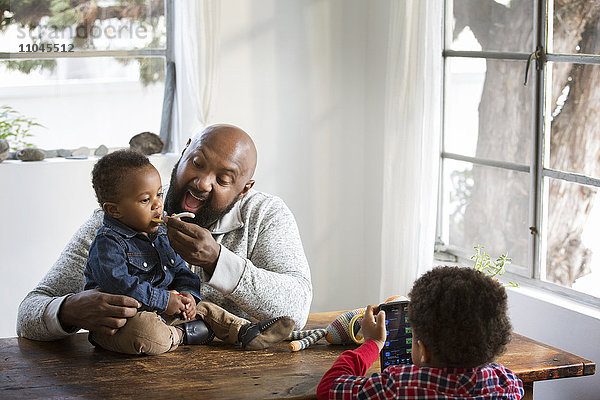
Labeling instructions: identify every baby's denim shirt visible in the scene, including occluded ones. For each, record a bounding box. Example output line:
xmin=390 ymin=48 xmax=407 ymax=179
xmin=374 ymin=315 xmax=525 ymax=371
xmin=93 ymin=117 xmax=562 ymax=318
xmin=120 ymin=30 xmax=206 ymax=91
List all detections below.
xmin=85 ymin=213 xmax=202 ymax=313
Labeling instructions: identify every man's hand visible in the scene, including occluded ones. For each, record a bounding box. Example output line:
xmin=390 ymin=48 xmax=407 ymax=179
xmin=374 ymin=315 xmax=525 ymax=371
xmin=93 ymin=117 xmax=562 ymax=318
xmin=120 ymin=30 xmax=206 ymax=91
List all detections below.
xmin=165 ymin=216 xmax=221 ymax=275
xmin=59 ymin=289 xmax=141 ymax=336
xmin=361 ymin=304 xmax=386 ymax=351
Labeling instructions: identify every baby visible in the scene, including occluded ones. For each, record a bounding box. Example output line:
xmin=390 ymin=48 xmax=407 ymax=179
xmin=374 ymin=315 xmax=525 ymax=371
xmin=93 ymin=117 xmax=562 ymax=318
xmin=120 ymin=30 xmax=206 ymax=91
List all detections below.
xmin=85 ymin=149 xmax=294 ymax=355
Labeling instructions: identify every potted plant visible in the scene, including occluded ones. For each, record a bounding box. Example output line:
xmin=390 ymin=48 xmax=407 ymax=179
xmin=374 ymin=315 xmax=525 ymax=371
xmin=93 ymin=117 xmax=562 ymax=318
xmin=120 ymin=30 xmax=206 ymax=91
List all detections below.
xmin=472 ymin=245 xmax=518 ymax=287
xmin=0 ymin=105 xmax=44 ymax=162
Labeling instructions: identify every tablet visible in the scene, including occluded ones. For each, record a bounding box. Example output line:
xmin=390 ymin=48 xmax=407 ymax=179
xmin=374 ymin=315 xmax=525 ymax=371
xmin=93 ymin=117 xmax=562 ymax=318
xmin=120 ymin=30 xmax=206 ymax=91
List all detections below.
xmin=379 ymin=300 xmax=412 ymax=370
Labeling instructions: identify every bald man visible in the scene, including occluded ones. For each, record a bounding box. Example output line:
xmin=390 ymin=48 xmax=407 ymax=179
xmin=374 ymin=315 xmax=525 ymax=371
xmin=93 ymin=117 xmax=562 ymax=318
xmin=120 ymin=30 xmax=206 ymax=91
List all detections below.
xmin=17 ymin=124 xmax=312 ymax=347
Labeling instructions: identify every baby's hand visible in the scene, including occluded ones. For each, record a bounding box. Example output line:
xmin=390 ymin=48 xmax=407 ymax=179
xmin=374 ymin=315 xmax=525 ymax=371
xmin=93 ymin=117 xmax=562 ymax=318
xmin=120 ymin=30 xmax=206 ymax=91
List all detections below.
xmin=179 ymin=292 xmax=197 ymax=321
xmin=165 ymin=290 xmax=186 ymax=316
xmin=361 ymin=305 xmax=386 ymax=351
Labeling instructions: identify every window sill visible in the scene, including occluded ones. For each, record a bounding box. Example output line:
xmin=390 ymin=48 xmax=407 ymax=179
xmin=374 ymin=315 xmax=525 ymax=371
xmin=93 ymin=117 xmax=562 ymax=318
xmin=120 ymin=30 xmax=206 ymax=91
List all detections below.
xmin=434 ymin=249 xmax=600 ymax=319
xmin=505 ymin=281 xmax=600 ymax=321
xmin=1 ymin=152 xmax=179 ymax=165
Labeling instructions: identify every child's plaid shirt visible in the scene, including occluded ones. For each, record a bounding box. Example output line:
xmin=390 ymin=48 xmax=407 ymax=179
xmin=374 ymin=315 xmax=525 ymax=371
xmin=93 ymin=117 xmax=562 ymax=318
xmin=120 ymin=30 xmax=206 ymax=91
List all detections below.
xmin=317 ymin=340 xmax=524 ymax=400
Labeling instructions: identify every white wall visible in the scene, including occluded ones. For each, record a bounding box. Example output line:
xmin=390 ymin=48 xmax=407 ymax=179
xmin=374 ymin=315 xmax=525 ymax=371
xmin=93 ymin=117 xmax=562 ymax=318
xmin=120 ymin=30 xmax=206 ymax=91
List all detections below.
xmin=208 ymin=0 xmax=388 ymax=314
xmin=507 ymin=288 xmax=600 ymax=400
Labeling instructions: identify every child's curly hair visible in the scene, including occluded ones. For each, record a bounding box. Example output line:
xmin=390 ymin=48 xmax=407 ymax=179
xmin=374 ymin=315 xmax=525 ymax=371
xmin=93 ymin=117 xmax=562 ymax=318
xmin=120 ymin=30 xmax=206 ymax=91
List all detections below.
xmin=92 ymin=149 xmax=151 ymax=207
xmin=407 ymin=266 xmax=511 ymax=368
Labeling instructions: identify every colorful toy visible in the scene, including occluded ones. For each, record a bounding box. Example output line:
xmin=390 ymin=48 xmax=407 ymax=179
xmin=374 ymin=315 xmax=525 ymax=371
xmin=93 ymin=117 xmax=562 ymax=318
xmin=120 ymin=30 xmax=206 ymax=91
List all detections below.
xmin=288 ymin=296 xmax=407 ymax=352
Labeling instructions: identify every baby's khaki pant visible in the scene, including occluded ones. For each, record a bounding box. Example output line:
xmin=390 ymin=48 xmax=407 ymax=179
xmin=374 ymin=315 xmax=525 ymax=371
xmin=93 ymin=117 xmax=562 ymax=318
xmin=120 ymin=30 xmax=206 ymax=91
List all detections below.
xmin=90 ymin=311 xmax=180 ymax=355
xmin=90 ymin=301 xmax=251 ymax=355
xmin=196 ymin=301 xmax=250 ymax=344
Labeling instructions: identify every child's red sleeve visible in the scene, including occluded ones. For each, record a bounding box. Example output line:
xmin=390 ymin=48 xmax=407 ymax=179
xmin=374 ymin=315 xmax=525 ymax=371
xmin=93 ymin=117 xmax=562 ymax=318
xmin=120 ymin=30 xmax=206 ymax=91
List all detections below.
xmin=316 ymin=340 xmax=380 ymax=400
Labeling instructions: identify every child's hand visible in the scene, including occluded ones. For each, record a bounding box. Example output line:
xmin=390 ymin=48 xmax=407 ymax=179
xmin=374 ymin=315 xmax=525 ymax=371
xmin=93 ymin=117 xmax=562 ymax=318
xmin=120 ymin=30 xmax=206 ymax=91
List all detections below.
xmin=179 ymin=292 xmax=197 ymax=321
xmin=165 ymin=290 xmax=186 ymax=316
xmin=361 ymin=304 xmax=386 ymax=351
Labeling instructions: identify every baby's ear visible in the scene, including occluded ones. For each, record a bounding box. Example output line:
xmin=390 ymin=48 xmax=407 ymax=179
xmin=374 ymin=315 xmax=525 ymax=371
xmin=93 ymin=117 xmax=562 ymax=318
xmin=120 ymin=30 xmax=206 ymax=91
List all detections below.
xmin=103 ymin=202 xmax=121 ymax=218
xmin=417 ymin=339 xmax=433 ymax=365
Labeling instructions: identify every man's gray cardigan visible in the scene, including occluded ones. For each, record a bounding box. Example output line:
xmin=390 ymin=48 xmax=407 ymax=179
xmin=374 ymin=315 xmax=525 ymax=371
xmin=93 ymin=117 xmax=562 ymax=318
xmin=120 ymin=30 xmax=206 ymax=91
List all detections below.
xmin=17 ymin=189 xmax=312 ymax=340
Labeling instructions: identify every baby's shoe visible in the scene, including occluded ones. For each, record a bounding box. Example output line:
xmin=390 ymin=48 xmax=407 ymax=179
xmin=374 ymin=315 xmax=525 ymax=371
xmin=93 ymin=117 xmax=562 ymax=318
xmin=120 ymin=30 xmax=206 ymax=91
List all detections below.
xmin=180 ymin=317 xmax=215 ymax=345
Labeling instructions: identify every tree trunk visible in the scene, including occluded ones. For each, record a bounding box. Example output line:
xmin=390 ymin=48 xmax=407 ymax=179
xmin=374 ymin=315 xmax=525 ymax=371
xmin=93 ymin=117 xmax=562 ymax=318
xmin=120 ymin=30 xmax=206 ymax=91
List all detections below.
xmin=454 ymin=0 xmax=600 ymax=286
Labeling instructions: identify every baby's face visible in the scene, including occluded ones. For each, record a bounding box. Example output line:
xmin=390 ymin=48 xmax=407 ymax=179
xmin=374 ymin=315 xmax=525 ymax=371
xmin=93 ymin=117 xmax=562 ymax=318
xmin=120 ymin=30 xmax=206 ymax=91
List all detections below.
xmin=116 ymin=165 xmax=164 ymax=235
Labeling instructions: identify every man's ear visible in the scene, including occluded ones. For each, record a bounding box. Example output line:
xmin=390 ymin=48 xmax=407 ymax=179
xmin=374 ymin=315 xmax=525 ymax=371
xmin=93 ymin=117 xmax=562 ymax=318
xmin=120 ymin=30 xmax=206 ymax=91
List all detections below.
xmin=103 ymin=202 xmax=121 ymax=218
xmin=240 ymin=180 xmax=255 ymax=197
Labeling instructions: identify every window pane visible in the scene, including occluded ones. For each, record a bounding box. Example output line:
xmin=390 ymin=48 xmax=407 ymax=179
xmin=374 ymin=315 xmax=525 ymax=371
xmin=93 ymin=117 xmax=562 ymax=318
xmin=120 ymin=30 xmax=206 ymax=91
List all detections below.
xmin=1 ymin=57 xmax=165 ymax=149
xmin=446 ymin=0 xmax=533 ymax=53
xmin=549 ymin=2 xmax=600 ymax=55
xmin=547 ymin=62 xmax=600 ymax=179
xmin=545 ymin=178 xmax=600 ymax=297
xmin=444 ymin=58 xmax=532 ymax=165
xmin=1 ymin=0 xmax=165 ymax=52
xmin=443 ymin=158 xmax=530 ymax=267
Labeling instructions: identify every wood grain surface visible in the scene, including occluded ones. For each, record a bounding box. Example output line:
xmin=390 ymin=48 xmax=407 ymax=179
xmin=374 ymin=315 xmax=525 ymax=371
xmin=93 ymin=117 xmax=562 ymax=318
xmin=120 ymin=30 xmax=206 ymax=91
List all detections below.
xmin=0 ymin=311 xmax=594 ymax=399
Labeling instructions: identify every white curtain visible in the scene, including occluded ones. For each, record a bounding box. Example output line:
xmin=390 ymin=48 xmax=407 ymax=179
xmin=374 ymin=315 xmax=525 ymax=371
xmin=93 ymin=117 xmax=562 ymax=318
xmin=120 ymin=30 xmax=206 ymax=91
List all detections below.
xmin=379 ymin=0 xmax=443 ymax=299
xmin=172 ymin=0 xmax=221 ymax=151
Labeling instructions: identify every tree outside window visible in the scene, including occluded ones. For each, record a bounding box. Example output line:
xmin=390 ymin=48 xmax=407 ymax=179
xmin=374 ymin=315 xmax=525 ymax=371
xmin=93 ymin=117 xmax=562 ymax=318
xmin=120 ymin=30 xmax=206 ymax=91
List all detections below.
xmin=441 ymin=0 xmax=600 ymax=302
xmin=0 ymin=0 xmax=168 ymax=151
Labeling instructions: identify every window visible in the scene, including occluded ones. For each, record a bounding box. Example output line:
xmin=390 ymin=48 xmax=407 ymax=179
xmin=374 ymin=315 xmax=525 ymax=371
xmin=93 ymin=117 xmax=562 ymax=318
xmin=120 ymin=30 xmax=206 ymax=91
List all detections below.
xmin=0 ymin=0 xmax=174 ymax=151
xmin=439 ymin=0 xmax=600 ymax=305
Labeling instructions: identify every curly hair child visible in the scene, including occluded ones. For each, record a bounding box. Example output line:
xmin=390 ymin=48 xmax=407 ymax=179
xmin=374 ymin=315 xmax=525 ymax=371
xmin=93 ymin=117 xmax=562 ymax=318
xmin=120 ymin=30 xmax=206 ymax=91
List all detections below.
xmin=317 ymin=266 xmax=524 ymax=400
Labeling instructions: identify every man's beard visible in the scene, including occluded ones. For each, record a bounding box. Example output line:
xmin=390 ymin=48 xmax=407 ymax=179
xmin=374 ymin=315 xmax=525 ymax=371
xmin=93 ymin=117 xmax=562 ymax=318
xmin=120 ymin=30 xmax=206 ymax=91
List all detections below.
xmin=164 ymin=161 xmax=242 ymax=228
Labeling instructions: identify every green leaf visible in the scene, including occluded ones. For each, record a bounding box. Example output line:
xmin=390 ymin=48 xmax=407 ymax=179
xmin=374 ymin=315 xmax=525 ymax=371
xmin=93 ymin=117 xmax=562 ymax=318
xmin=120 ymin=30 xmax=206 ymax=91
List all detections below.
xmin=0 ymin=105 xmax=45 ymax=150
xmin=471 ymin=245 xmax=517 ymax=288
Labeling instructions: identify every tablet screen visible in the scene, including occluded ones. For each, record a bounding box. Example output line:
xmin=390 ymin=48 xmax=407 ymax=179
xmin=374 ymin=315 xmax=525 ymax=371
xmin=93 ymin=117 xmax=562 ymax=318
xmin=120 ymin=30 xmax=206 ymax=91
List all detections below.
xmin=379 ymin=300 xmax=412 ymax=370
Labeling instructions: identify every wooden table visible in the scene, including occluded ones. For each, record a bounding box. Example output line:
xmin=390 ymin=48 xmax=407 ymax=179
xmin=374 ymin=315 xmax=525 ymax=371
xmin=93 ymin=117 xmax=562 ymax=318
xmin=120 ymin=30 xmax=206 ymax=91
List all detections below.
xmin=0 ymin=311 xmax=595 ymax=399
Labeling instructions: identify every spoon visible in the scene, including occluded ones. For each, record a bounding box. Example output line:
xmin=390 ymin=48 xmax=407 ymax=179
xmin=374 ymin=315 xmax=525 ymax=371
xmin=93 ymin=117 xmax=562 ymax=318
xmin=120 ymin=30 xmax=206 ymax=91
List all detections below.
xmin=152 ymin=212 xmax=195 ymax=224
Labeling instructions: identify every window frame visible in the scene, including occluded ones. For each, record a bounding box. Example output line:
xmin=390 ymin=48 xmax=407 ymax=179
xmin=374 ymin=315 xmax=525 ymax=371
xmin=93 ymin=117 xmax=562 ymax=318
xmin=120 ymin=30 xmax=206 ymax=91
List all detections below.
xmin=438 ymin=0 xmax=600 ymax=307
xmin=0 ymin=0 xmax=176 ymax=151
